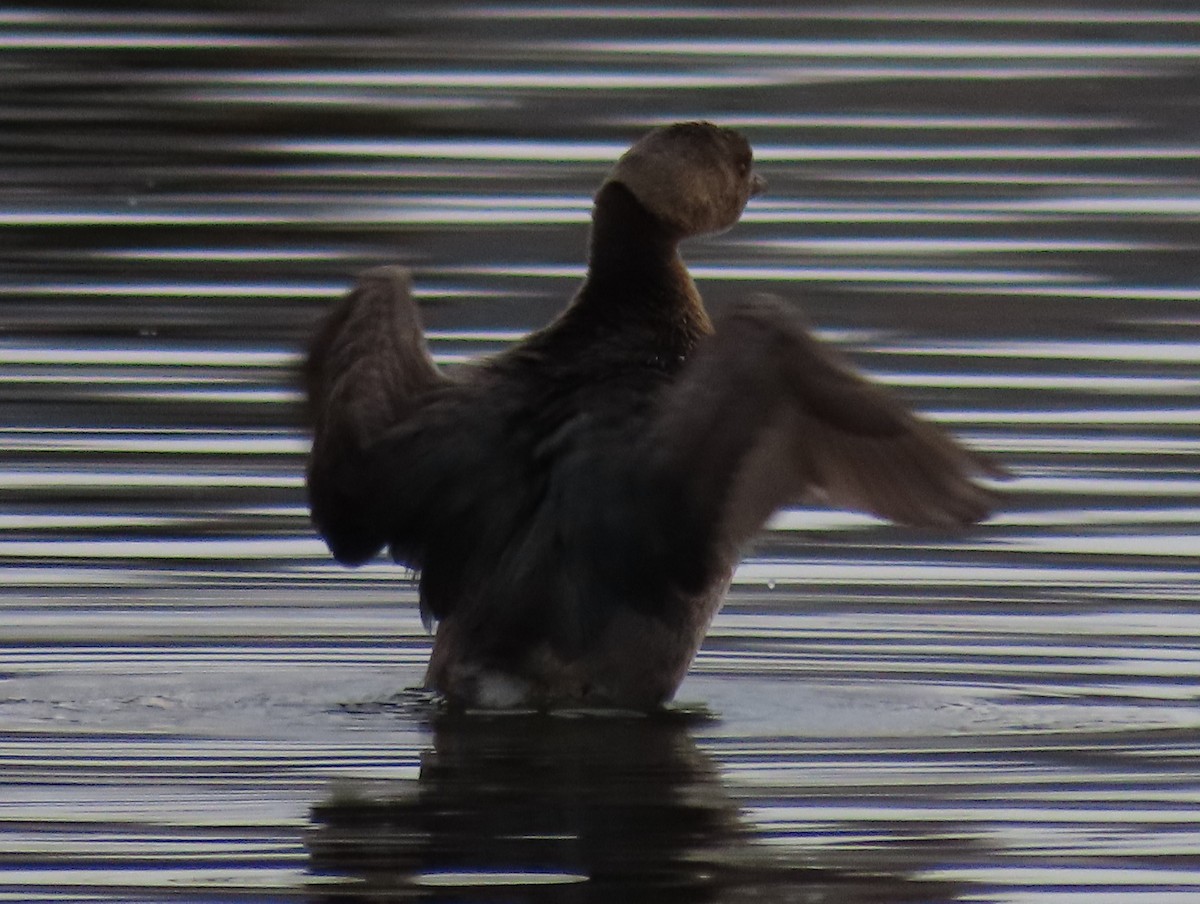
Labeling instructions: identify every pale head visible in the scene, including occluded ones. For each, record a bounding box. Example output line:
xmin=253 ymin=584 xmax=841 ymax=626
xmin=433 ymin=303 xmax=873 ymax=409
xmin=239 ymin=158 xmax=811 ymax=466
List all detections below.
xmin=603 ymin=121 xmax=765 ymax=238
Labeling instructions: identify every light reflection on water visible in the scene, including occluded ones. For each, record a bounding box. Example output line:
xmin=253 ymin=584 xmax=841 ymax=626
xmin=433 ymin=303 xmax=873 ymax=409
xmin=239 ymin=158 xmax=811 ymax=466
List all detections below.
xmin=2 ymin=2 xmax=1200 ymax=902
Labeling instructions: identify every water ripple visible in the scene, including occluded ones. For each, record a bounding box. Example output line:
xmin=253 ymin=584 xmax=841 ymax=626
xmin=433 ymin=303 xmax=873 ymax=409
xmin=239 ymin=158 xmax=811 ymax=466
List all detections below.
xmin=3 ymin=3 xmax=1200 ymax=902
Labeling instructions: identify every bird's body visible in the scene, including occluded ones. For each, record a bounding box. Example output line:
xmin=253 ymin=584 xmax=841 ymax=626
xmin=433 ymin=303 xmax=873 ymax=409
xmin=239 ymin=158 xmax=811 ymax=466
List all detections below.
xmin=305 ymin=123 xmax=1001 ymax=710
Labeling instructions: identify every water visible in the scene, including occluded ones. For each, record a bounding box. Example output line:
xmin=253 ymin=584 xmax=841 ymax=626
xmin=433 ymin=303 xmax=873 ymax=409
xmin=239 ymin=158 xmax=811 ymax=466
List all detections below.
xmin=3 ymin=3 xmax=1200 ymax=901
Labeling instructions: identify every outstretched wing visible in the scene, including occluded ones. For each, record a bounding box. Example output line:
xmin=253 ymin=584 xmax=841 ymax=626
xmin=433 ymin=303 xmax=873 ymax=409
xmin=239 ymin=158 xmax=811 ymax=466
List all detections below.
xmin=305 ymin=266 xmax=451 ymax=565
xmin=646 ymin=294 xmax=1003 ymax=586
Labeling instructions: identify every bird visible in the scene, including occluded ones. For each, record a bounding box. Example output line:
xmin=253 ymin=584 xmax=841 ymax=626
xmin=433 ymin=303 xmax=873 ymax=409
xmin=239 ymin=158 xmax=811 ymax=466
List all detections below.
xmin=304 ymin=121 xmax=1002 ymax=711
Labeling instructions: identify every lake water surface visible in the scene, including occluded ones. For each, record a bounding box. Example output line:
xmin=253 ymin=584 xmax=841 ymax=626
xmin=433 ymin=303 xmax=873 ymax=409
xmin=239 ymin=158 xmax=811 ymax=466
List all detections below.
xmin=3 ymin=4 xmax=1200 ymax=902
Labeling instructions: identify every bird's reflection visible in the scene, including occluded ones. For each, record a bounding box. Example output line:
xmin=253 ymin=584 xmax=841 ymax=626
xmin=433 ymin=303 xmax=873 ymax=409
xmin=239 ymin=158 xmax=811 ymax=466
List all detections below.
xmin=305 ymin=708 xmax=964 ymax=902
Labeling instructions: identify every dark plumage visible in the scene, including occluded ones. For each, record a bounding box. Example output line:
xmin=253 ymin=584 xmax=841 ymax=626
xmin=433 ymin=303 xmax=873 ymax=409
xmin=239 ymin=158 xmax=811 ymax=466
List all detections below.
xmin=305 ymin=122 xmax=1002 ymax=710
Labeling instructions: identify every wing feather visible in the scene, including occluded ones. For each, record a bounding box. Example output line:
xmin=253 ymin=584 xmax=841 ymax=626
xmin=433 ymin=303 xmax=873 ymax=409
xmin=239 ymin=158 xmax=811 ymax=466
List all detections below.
xmin=650 ymin=294 xmax=1003 ymax=574
xmin=305 ymin=266 xmax=450 ymax=564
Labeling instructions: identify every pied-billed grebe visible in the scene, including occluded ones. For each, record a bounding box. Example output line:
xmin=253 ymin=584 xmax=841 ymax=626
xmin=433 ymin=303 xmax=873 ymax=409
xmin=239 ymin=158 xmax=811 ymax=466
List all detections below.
xmin=305 ymin=122 xmax=1002 ymax=710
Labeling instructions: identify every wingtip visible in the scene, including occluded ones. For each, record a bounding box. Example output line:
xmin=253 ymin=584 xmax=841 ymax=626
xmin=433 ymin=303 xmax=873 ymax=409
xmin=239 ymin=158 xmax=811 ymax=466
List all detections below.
xmin=356 ymin=264 xmax=414 ymax=291
xmin=981 ymin=458 xmax=1015 ymax=481
xmin=962 ymin=447 xmax=1014 ymax=487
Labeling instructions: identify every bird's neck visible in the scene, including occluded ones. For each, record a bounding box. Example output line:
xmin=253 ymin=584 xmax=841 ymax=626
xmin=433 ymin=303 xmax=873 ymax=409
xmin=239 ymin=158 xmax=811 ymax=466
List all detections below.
xmin=578 ymin=182 xmax=709 ymax=331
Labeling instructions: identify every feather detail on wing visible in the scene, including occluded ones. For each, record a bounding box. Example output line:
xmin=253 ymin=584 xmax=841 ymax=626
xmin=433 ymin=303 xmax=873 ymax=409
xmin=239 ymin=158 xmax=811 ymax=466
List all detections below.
xmin=650 ymin=293 xmax=1005 ymax=572
xmin=305 ymin=266 xmax=449 ymax=564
